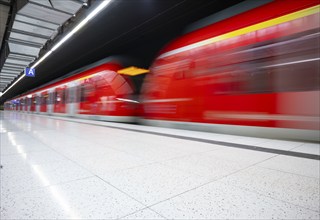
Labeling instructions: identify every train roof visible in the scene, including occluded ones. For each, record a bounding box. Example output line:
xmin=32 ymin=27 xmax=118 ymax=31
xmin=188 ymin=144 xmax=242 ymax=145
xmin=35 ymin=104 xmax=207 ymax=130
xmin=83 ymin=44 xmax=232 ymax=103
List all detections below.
xmin=158 ymin=0 xmax=319 ymax=56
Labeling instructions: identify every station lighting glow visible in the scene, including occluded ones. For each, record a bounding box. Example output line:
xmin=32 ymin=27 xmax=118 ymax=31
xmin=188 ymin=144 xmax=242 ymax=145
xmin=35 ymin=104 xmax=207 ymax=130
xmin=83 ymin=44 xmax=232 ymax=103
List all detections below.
xmin=116 ymin=98 xmax=139 ymax=103
xmin=0 ymin=0 xmax=112 ymax=97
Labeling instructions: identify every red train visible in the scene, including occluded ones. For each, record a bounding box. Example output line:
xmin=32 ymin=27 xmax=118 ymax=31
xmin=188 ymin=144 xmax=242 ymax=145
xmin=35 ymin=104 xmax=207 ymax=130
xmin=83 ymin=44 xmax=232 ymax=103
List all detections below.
xmin=5 ymin=60 xmax=140 ymax=122
xmin=5 ymin=0 xmax=320 ymax=141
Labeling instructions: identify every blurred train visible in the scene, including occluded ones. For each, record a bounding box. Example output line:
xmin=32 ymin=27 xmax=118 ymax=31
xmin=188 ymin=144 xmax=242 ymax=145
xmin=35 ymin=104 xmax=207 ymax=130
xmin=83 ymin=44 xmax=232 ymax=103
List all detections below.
xmin=4 ymin=0 xmax=320 ymax=141
xmin=4 ymin=59 xmax=143 ymax=122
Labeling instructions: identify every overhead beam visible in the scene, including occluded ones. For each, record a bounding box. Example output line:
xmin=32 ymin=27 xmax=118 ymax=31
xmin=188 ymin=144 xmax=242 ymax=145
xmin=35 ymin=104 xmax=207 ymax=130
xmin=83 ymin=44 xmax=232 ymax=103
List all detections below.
xmin=0 ymin=0 xmax=11 ymax=6
xmin=2 ymin=67 xmax=24 ymax=72
xmin=0 ymin=75 xmax=13 ymax=79
xmin=13 ymin=19 xmax=56 ymax=31
xmin=0 ymin=73 xmax=20 ymax=76
xmin=17 ymin=13 xmax=61 ymax=25
xmin=28 ymin=1 xmax=74 ymax=16
xmin=0 ymin=81 xmax=12 ymax=84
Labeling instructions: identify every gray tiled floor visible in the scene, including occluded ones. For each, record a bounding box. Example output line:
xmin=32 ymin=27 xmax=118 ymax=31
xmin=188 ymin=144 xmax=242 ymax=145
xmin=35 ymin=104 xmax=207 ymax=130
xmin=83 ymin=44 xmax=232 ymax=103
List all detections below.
xmin=1 ymin=111 xmax=319 ymax=219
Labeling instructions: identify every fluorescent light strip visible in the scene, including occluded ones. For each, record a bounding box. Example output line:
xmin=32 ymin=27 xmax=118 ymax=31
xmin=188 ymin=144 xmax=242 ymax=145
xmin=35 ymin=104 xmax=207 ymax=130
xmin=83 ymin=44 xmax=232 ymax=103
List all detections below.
xmin=31 ymin=50 xmax=53 ymax=68
xmin=50 ymin=0 xmax=112 ymax=52
xmin=1 ymin=0 xmax=112 ymax=97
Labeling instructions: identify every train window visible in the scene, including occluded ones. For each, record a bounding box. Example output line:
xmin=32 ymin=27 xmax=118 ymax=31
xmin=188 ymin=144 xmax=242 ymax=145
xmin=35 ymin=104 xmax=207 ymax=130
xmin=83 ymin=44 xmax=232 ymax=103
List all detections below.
xmin=40 ymin=95 xmax=45 ymax=105
xmin=273 ymin=57 xmax=319 ymax=92
xmin=95 ymin=75 xmax=107 ymax=88
xmin=26 ymin=98 xmax=31 ymax=106
xmin=53 ymin=92 xmax=58 ymax=104
xmin=231 ymin=39 xmax=274 ymax=94
xmin=111 ymin=74 xmax=125 ymax=91
xmin=61 ymin=90 xmax=66 ymax=104
xmin=255 ymin=30 xmax=319 ymax=92
xmin=53 ymin=89 xmax=65 ymax=104
xmin=80 ymin=84 xmax=86 ymax=102
xmin=46 ymin=94 xmax=49 ymax=105
xmin=45 ymin=94 xmax=49 ymax=105
xmin=33 ymin=96 xmax=37 ymax=105
xmin=79 ymin=83 xmax=94 ymax=102
xmin=245 ymin=68 xmax=273 ymax=93
xmin=56 ymin=92 xmax=61 ymax=104
xmin=56 ymin=92 xmax=60 ymax=104
xmin=195 ymin=29 xmax=319 ymax=94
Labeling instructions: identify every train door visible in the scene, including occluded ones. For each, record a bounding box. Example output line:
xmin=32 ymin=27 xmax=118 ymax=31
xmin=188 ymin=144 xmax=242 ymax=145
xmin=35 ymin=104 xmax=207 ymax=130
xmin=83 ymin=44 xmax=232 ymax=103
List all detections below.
xmin=16 ymin=99 xmax=20 ymax=111
xmin=53 ymin=86 xmax=67 ymax=113
xmin=35 ymin=94 xmax=41 ymax=113
xmin=18 ymin=99 xmax=22 ymax=111
xmin=25 ymin=97 xmax=29 ymax=112
xmin=23 ymin=98 xmax=27 ymax=112
xmin=66 ymin=82 xmax=78 ymax=116
xmin=23 ymin=98 xmax=27 ymax=111
xmin=30 ymin=95 xmax=36 ymax=112
xmin=47 ymin=89 xmax=54 ymax=114
xmin=19 ymin=98 xmax=23 ymax=111
xmin=78 ymin=78 xmax=96 ymax=115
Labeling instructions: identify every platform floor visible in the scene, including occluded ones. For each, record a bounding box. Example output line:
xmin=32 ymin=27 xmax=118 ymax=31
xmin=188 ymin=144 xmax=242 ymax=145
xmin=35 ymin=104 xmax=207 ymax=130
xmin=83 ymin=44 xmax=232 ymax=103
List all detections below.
xmin=1 ymin=111 xmax=319 ymax=219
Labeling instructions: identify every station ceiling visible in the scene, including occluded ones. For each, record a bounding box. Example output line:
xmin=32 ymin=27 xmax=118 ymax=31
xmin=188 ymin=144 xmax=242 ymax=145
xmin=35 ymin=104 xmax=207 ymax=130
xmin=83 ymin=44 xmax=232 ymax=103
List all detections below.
xmin=0 ymin=0 xmax=244 ymax=103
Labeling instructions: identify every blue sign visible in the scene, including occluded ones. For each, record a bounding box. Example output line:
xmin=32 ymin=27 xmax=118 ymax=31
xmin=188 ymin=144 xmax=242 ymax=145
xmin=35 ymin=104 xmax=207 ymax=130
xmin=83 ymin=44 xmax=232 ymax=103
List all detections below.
xmin=25 ymin=68 xmax=35 ymax=77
